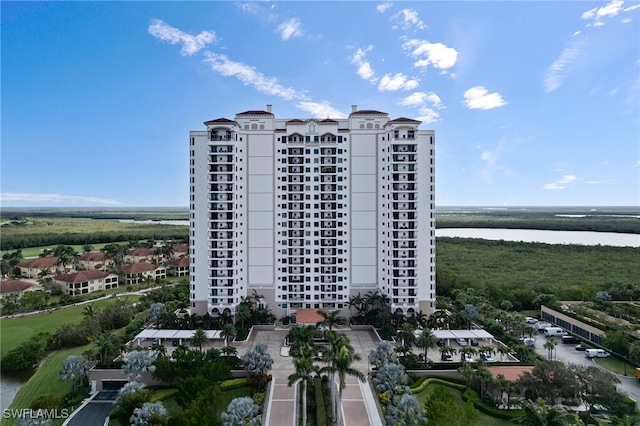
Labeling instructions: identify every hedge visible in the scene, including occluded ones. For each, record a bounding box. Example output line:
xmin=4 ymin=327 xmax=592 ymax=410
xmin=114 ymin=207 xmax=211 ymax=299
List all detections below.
xmin=411 ymin=377 xmax=465 ymax=394
xmin=220 ymin=377 xmax=250 ymax=391
xmin=314 ymin=377 xmax=327 ymax=426
xmin=462 ymin=388 xmax=523 ymax=420
xmin=151 ymin=388 xmax=178 ymax=402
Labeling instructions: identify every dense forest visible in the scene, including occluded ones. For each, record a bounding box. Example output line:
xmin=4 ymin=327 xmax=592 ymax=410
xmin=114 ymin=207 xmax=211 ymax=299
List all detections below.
xmin=436 ymin=237 xmax=640 ymax=310
xmin=0 ymin=217 xmax=188 ymax=250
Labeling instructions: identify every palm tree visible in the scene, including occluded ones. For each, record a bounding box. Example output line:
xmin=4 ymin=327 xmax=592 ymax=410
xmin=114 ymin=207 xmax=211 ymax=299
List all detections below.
xmin=439 ymin=345 xmax=456 ymax=361
xmin=60 ymin=355 xmax=89 ymax=397
xmin=320 ymin=331 xmax=355 ymax=423
xmin=287 ymin=324 xmax=317 ymax=358
xmin=287 ymin=355 xmax=318 ymax=426
xmin=497 ymin=345 xmax=511 ymax=361
xmin=544 ymin=337 xmax=557 ymax=360
xmin=221 ymin=397 xmax=261 ymax=426
xmin=235 ymin=299 xmax=252 ymax=330
xmin=495 ymin=373 xmax=519 ymax=408
xmin=191 ymin=328 xmax=207 ymax=353
xmin=415 ymin=328 xmax=437 ymax=362
xmin=458 ymin=361 xmax=476 ymax=388
xmin=331 ymin=345 xmax=365 ymax=426
xmin=513 ymin=398 xmax=579 ymax=425
xmin=397 ymin=322 xmax=416 ymax=348
xmin=318 ymin=309 xmax=345 ymax=331
xmin=122 ymin=350 xmax=157 ymax=382
xmin=221 ymin=323 xmax=237 ymax=347
xmin=459 ymin=346 xmax=478 ymax=363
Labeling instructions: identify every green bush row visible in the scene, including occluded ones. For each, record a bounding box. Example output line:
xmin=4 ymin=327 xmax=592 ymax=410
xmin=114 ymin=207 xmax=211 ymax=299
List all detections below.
xmin=220 ymin=377 xmax=249 ymax=391
xmin=411 ymin=376 xmax=465 ymax=394
xmin=462 ymin=388 xmax=522 ymax=420
xmin=315 ymin=377 xmax=327 ymax=426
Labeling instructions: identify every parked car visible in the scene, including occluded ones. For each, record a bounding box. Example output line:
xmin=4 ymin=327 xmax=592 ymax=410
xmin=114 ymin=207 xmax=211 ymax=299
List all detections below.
xmin=585 ymin=349 xmax=610 ymax=358
xmin=470 ymin=338 xmax=479 ymax=346
xmin=525 ymin=317 xmax=538 ymax=324
xmin=561 ymin=335 xmax=579 ymax=344
xmin=172 ymin=339 xmax=180 ymax=347
xmin=437 ymin=338 xmax=445 ymax=347
xmin=575 ymin=344 xmax=587 ymax=351
xmin=461 ymin=353 xmax=474 ymax=363
xmin=440 ymin=352 xmax=452 ymax=361
xmin=456 ymin=338 xmax=467 ymax=346
xmin=479 ymin=352 xmax=495 ymax=362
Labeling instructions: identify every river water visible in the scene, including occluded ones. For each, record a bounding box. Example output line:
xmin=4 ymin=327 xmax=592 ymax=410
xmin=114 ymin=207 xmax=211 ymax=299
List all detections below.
xmin=436 ymin=228 xmax=640 ymax=247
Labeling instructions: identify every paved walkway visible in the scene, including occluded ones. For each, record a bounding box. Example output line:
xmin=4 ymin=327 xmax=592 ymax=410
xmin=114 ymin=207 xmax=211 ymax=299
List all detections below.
xmin=247 ymin=328 xmax=383 ymax=426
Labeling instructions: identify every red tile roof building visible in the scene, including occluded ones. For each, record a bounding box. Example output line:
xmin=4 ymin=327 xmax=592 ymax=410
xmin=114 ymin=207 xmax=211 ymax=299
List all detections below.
xmin=0 ymin=279 xmax=42 ymax=299
xmin=55 ymin=270 xmax=119 ymax=295
xmin=17 ymin=257 xmax=61 ymax=278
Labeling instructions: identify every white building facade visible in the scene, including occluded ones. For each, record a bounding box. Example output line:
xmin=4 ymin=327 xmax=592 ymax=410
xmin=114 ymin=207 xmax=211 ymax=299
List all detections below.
xmin=189 ymin=105 xmax=435 ymax=320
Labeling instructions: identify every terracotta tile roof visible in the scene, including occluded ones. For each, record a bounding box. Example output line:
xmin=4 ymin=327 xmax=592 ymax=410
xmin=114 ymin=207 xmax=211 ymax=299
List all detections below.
xmin=295 ymin=309 xmax=327 ymax=325
xmin=349 ymin=109 xmax=387 ymax=116
xmin=128 ymin=248 xmax=154 ymax=257
xmin=204 ymin=117 xmax=236 ymax=125
xmin=78 ymin=252 xmax=106 ymax=262
xmin=0 ymin=280 xmax=39 ymax=294
xmin=487 ymin=365 xmax=534 ymax=382
xmin=168 ymin=257 xmax=190 ymax=267
xmin=237 ymin=110 xmax=274 ymax=116
xmin=172 ymin=244 xmax=188 ymax=253
xmin=56 ymin=270 xmax=111 ymax=283
xmin=121 ymin=263 xmax=159 ymax=274
xmin=389 ymin=117 xmax=421 ymax=123
xmin=17 ymin=257 xmax=59 ymax=269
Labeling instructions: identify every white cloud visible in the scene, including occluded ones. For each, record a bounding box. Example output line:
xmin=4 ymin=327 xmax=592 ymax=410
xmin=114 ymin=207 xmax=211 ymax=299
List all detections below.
xmin=0 ymin=192 xmax=121 ymax=205
xmin=625 ymin=4 xmax=640 ymax=12
xmin=296 ymin=101 xmax=346 ymax=118
xmin=203 ymin=52 xmax=309 ymax=101
xmin=415 ymin=108 xmax=440 ymax=123
xmin=392 ymin=8 xmax=426 ymax=30
xmin=402 ymin=39 xmax=458 ymax=70
xmin=582 ymin=0 xmax=624 ymax=21
xmin=148 ymin=19 xmax=216 ymax=56
xmin=543 ymin=39 xmax=585 ymax=93
xmin=277 ymin=18 xmax=303 ymax=40
xmin=377 ymin=2 xmax=393 ymax=13
xmin=463 ymin=86 xmax=507 ymax=110
xmin=378 ymin=73 xmax=419 ymax=91
xmin=398 ymin=91 xmax=443 ymax=108
xmin=351 ymin=46 xmax=377 ymax=82
xmin=542 ymin=174 xmax=577 ymax=190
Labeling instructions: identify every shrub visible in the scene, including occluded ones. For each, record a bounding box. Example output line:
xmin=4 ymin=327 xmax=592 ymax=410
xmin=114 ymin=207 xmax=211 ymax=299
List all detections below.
xmin=252 ymin=392 xmax=265 ymax=406
xmin=462 ymin=388 xmax=522 ymax=420
xmin=315 ymin=378 xmax=327 ymax=426
xmin=30 ymin=393 xmax=61 ymax=410
xmin=220 ymin=377 xmax=250 ymax=391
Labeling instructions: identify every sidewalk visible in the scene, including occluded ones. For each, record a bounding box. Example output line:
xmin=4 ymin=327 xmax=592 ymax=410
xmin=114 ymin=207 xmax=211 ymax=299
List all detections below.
xmin=261 ymin=328 xmax=383 ymax=426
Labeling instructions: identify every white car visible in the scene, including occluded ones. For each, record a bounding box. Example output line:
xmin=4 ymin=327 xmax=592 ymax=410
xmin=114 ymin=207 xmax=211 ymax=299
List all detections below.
xmin=456 ymin=338 xmax=467 ymax=346
xmin=480 ymin=352 xmax=495 ymax=362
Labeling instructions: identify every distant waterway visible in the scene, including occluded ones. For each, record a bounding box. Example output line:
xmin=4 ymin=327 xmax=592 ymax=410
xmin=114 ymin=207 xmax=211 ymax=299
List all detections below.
xmin=1 ymin=370 xmax=35 ymax=412
xmin=118 ymin=219 xmax=189 ymax=226
xmin=436 ymin=228 xmax=640 ymax=247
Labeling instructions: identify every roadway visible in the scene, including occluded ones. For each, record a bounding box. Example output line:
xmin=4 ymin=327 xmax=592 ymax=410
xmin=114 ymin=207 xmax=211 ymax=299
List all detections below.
xmin=533 ymin=334 xmax=640 ymax=407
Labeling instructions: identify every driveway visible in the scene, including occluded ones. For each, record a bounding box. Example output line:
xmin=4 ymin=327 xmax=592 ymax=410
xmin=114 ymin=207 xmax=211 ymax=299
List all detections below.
xmin=534 ymin=334 xmax=640 ymax=407
xmin=63 ymin=390 xmax=116 ymax=426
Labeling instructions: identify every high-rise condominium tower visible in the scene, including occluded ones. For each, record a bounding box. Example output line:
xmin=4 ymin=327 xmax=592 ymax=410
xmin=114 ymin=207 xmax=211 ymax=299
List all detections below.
xmin=189 ymin=105 xmax=435 ymax=320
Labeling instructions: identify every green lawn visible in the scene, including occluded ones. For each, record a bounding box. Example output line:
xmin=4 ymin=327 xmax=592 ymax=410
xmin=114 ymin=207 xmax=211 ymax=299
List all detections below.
xmin=596 ymin=357 xmax=638 ymax=377
xmin=1 ymin=241 xmax=132 ymax=259
xmin=414 ymin=383 xmax=514 ymax=426
xmin=1 ymin=345 xmax=91 ymax=426
xmin=1 ymin=295 xmax=140 ymax=355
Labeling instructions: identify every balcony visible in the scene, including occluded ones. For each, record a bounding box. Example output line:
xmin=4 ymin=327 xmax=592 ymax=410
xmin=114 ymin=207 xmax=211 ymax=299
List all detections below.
xmin=288 ymin=185 xmax=304 ymax=192
xmin=210 ymin=146 xmax=233 ymax=153
xmin=288 ymin=166 xmax=304 ymax=174
xmin=288 ymin=157 xmax=304 ymax=165
xmin=288 ymin=220 xmax=304 ymax=228
xmin=288 ymin=203 xmax=304 ymax=211
xmin=210 ymin=155 xmax=233 ymax=163
xmin=210 ymin=174 xmax=233 ymax=182
xmin=210 ymin=183 xmax=233 ymax=192
xmin=392 ymin=164 xmax=417 ymax=172
xmin=321 ymin=148 xmax=337 ymax=155
xmin=321 ymin=175 xmax=336 ymax=183
xmin=392 ymin=145 xmax=416 ymax=153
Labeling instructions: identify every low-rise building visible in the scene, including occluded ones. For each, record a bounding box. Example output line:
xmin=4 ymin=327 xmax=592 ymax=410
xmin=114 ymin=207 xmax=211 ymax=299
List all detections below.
xmin=168 ymin=256 xmax=189 ymax=277
xmin=0 ymin=279 xmax=42 ymax=299
xmin=77 ymin=251 xmax=110 ymax=270
xmin=124 ymin=248 xmax=155 ymax=264
xmin=55 ymin=270 xmax=119 ymax=295
xmin=120 ymin=263 xmax=166 ymax=285
xmin=17 ymin=257 xmax=61 ymax=278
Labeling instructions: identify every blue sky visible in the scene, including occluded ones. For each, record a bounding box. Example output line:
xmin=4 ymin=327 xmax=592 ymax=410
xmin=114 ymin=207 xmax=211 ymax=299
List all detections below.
xmin=2 ymin=1 xmax=639 ymax=207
